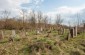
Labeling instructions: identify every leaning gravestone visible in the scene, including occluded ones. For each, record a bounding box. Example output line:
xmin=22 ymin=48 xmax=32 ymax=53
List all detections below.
xmin=70 ymin=28 xmax=74 ymax=38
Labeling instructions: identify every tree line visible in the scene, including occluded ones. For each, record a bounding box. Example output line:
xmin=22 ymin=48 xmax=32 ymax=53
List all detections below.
xmin=0 ymin=9 xmax=85 ymax=30
xmin=0 ymin=10 xmax=64 ymax=30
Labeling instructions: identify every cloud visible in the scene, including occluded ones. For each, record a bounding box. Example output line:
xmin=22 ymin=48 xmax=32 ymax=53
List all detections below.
xmin=46 ymin=5 xmax=85 ymax=25
xmin=47 ymin=5 xmax=85 ymax=16
xmin=0 ymin=0 xmax=30 ymax=10
xmin=0 ymin=0 xmax=30 ymax=17
xmin=0 ymin=0 xmax=44 ymax=17
xmin=34 ymin=0 xmax=44 ymax=5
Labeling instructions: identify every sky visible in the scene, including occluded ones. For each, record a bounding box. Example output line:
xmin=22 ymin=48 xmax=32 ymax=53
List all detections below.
xmin=0 ymin=0 xmax=85 ymax=25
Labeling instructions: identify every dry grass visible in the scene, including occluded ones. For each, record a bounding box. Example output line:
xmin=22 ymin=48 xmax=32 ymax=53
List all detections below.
xmin=0 ymin=30 xmax=85 ymax=55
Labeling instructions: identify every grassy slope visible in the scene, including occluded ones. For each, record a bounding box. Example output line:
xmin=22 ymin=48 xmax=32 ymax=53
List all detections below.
xmin=0 ymin=30 xmax=85 ymax=55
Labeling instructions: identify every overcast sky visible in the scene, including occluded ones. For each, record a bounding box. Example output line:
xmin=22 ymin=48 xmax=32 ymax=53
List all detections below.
xmin=0 ymin=0 xmax=85 ymax=25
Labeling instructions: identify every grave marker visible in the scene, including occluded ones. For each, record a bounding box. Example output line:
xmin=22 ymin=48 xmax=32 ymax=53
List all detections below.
xmin=1 ymin=30 xmax=4 ymax=39
xmin=9 ymin=30 xmax=16 ymax=42
xmin=0 ymin=30 xmax=4 ymax=40
xmin=70 ymin=28 xmax=74 ymax=38
xmin=74 ymin=26 xmax=77 ymax=36
xmin=11 ymin=30 xmax=16 ymax=38
xmin=67 ymin=32 xmax=71 ymax=40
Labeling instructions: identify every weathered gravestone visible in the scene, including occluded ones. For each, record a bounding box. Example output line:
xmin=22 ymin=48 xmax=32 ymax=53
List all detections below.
xmin=0 ymin=30 xmax=4 ymax=40
xmin=36 ymin=28 xmax=42 ymax=35
xmin=11 ymin=30 xmax=16 ymax=37
xmin=45 ymin=30 xmax=51 ymax=37
xmin=70 ymin=28 xmax=74 ymax=38
xmin=37 ymin=30 xmax=40 ymax=34
xmin=40 ymin=27 xmax=43 ymax=32
xmin=20 ymin=31 xmax=26 ymax=38
xmin=9 ymin=30 xmax=16 ymax=42
xmin=74 ymin=26 xmax=77 ymax=36
xmin=66 ymin=27 xmax=77 ymax=40
xmin=67 ymin=32 xmax=71 ymax=40
xmin=58 ymin=27 xmax=64 ymax=35
xmin=61 ymin=28 xmax=65 ymax=35
xmin=83 ymin=23 xmax=85 ymax=32
xmin=84 ymin=23 xmax=85 ymax=28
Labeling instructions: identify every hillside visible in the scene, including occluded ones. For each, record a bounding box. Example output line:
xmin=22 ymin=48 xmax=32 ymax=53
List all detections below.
xmin=0 ymin=30 xmax=85 ymax=55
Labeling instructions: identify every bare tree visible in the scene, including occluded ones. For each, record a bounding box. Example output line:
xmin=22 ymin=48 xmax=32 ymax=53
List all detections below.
xmin=76 ymin=13 xmax=83 ymax=27
xmin=43 ymin=15 xmax=48 ymax=28
xmin=2 ymin=10 xmax=11 ymax=19
xmin=29 ymin=10 xmax=36 ymax=29
xmin=55 ymin=14 xmax=63 ymax=26
xmin=37 ymin=11 xmax=43 ymax=24
xmin=76 ymin=13 xmax=80 ymax=27
xmin=1 ymin=10 xmax=11 ymax=29
xmin=20 ymin=9 xmax=27 ymax=30
xmin=37 ymin=11 xmax=43 ymax=29
xmin=55 ymin=14 xmax=64 ymax=35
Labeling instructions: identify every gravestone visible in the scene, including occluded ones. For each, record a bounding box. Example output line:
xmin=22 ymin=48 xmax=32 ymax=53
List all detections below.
xmin=9 ymin=37 xmax=14 ymax=42
xmin=70 ymin=28 xmax=74 ymax=38
xmin=37 ymin=30 xmax=40 ymax=34
xmin=21 ymin=31 xmax=26 ymax=38
xmin=58 ymin=27 xmax=64 ymax=35
xmin=38 ymin=30 xmax=40 ymax=33
xmin=67 ymin=32 xmax=71 ymax=40
xmin=74 ymin=26 xmax=77 ymax=36
xmin=0 ymin=30 xmax=4 ymax=40
xmin=58 ymin=29 xmax=60 ymax=35
xmin=46 ymin=33 xmax=50 ymax=37
xmin=1 ymin=30 xmax=4 ymax=38
xmin=61 ymin=28 xmax=64 ymax=35
xmin=40 ymin=27 xmax=43 ymax=32
xmin=11 ymin=30 xmax=16 ymax=38
xmin=46 ymin=30 xmax=51 ymax=37
xmin=36 ymin=28 xmax=41 ymax=35
xmin=83 ymin=23 xmax=85 ymax=32
xmin=26 ymin=31 xmax=29 ymax=36
xmin=9 ymin=30 xmax=16 ymax=42
xmin=84 ymin=23 xmax=85 ymax=28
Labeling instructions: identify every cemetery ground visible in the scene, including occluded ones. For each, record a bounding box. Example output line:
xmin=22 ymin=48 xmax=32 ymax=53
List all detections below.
xmin=0 ymin=29 xmax=85 ymax=55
